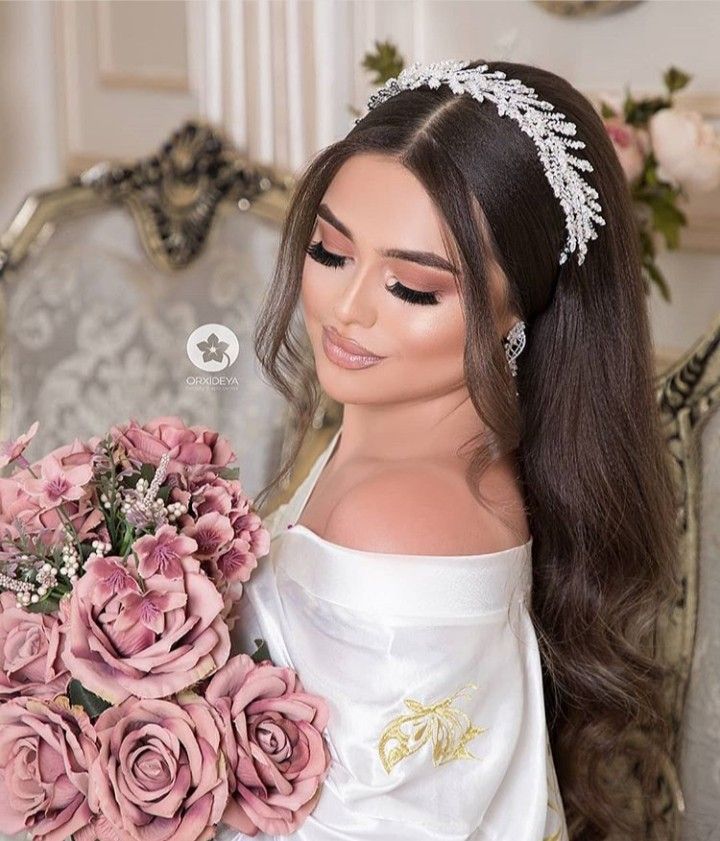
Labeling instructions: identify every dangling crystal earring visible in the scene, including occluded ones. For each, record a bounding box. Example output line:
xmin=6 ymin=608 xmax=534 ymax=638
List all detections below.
xmin=503 ymin=320 xmax=526 ymax=380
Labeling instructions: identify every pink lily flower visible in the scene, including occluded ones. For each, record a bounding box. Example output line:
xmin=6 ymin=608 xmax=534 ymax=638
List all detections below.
xmin=0 ymin=420 xmax=39 ymax=469
xmin=23 ymin=453 xmax=93 ymax=509
xmin=133 ymin=524 xmax=198 ymax=579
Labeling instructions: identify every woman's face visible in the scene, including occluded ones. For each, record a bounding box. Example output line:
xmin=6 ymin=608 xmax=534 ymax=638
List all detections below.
xmin=300 ymin=153 xmax=472 ymax=408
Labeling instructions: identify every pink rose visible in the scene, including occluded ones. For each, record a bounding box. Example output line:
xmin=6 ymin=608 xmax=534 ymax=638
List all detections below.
xmin=90 ymin=694 xmax=228 ymax=841
xmin=111 ymin=416 xmax=236 ymax=472
xmin=17 ymin=497 xmax=104 ymax=547
xmin=0 ymin=695 xmax=99 ymax=841
xmin=0 ymin=592 xmax=69 ymax=699
xmin=604 ymin=116 xmax=647 ymax=183
xmin=206 ymin=654 xmax=331 ymax=836
xmin=62 ymin=555 xmax=231 ymax=702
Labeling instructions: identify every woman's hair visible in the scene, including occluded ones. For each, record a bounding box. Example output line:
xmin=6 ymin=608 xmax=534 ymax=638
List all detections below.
xmin=253 ymin=59 xmax=680 ymax=840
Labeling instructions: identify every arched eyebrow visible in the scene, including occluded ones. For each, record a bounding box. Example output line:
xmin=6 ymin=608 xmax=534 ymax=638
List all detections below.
xmin=317 ymin=203 xmax=459 ymax=275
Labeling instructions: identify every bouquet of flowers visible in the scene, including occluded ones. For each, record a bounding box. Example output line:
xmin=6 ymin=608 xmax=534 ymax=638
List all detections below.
xmin=0 ymin=416 xmax=331 ymax=841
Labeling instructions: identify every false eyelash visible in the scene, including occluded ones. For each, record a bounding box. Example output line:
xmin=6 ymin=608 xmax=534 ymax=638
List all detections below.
xmin=305 ymin=240 xmax=347 ymax=269
xmin=304 ymin=240 xmax=440 ymax=307
xmin=385 ymin=281 xmax=440 ymax=306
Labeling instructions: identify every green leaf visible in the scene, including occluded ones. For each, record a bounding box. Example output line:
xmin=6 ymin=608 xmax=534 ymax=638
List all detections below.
xmin=361 ymin=40 xmax=405 ymax=85
xmin=644 ymin=261 xmax=672 ymax=302
xmin=218 ymin=466 xmax=240 ymax=481
xmin=645 ymin=196 xmax=686 ymax=249
xmin=250 ymin=637 xmax=271 ymax=664
xmin=27 ymin=596 xmax=60 ymax=614
xmin=663 ymin=66 xmax=692 ymax=95
xmin=625 ymin=95 xmax=671 ymax=127
xmin=600 ymin=100 xmax=618 ymax=119
xmin=140 ymin=463 xmax=155 ymax=483
xmin=68 ymin=679 xmax=112 ymax=719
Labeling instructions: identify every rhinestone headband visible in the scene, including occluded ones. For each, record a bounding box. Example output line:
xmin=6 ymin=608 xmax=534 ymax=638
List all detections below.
xmin=354 ymin=59 xmax=606 ymax=266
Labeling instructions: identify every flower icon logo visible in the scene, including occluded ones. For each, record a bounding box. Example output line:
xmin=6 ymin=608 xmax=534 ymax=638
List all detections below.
xmin=197 ymin=332 xmax=230 ymax=366
xmin=186 ymin=324 xmax=240 ymax=372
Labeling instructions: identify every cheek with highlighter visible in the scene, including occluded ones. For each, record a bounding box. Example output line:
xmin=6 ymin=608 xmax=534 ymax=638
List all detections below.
xmin=300 ymin=256 xmax=467 ymax=406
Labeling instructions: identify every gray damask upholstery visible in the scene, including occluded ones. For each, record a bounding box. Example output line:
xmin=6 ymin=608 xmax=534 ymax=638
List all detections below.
xmin=661 ymin=317 xmax=720 ymax=841
xmin=0 ymin=121 xmax=295 ymax=508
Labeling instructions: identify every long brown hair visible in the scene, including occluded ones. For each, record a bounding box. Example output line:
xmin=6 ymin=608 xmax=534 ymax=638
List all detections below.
xmin=253 ymin=60 xmax=680 ymax=840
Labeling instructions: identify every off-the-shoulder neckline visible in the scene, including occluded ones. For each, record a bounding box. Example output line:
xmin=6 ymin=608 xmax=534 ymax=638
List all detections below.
xmin=284 ymin=521 xmax=534 ymax=561
xmin=287 ymin=424 xmax=532 ymax=560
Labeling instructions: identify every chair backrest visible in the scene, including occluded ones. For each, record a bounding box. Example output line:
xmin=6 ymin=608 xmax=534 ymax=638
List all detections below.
xmin=0 ymin=120 xmax=295 ymax=502
xmin=654 ymin=315 xmax=720 ymax=841
xmin=618 ymin=314 xmax=720 ymax=841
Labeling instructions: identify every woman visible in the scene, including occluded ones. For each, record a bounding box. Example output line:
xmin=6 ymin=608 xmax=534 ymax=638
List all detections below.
xmin=226 ymin=60 xmax=679 ymax=841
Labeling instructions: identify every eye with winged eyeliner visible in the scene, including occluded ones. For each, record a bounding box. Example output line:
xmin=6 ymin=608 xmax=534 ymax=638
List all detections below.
xmin=305 ymin=240 xmax=441 ymax=306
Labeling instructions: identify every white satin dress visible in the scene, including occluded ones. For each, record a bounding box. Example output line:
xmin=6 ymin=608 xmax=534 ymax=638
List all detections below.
xmin=221 ymin=426 xmax=568 ymax=841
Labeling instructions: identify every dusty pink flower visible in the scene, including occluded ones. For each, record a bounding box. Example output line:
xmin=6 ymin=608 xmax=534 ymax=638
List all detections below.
xmin=206 ymin=654 xmax=331 ymax=836
xmin=0 ymin=485 xmax=104 ymax=547
xmin=90 ymin=693 xmax=228 ymax=841
xmin=0 ymin=591 xmax=70 ymax=699
xmin=173 ymin=477 xmax=269 ymax=592
xmin=0 ymin=695 xmax=99 ymax=841
xmin=22 ymin=453 xmax=93 ymax=509
xmin=133 ymin=524 xmax=198 ymax=579
xmin=217 ymin=538 xmax=259 ymax=585
xmin=111 ymin=416 xmax=235 ymax=472
xmin=61 ymin=555 xmax=231 ymax=703
xmin=604 ymin=116 xmax=646 ymax=183
xmin=0 ymin=420 xmax=39 ymax=469
xmin=219 ymin=582 xmax=246 ymax=633
xmin=74 ymin=815 xmax=126 ymax=841
xmin=229 ymin=509 xmax=270 ymax=562
xmin=44 ymin=437 xmax=97 ymax=471
xmin=88 ymin=556 xmax=140 ymax=602
xmin=183 ymin=511 xmax=235 ymax=560
xmin=0 ymin=436 xmax=103 ymax=546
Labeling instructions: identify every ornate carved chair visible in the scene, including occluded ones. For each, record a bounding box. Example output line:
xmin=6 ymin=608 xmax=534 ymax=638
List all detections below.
xmin=0 ymin=120 xmax=299 ymax=508
xmin=654 ymin=315 xmax=720 ymax=841
xmin=1 ymin=119 xmax=718 ymax=841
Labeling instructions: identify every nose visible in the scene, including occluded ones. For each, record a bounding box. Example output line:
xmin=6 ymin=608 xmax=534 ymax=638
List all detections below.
xmin=333 ymin=261 xmax=378 ymax=326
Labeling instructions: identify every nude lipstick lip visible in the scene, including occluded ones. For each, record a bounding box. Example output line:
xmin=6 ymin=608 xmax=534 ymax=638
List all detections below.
xmin=322 ymin=326 xmax=385 ymax=370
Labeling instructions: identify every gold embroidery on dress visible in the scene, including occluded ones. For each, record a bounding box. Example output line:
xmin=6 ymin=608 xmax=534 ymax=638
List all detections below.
xmin=377 ymin=683 xmax=487 ymax=774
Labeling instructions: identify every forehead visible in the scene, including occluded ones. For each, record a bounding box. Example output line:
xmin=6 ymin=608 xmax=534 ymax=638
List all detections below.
xmin=321 ymin=153 xmax=452 ymax=257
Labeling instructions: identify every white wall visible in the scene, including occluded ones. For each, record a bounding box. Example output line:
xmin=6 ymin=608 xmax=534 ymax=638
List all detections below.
xmin=0 ymin=0 xmax=62 ymax=227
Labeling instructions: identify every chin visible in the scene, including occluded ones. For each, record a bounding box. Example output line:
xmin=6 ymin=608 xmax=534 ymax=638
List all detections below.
xmin=313 ymin=349 xmax=391 ymax=407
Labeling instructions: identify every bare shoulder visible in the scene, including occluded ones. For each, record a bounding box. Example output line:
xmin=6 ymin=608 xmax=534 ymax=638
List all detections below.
xmin=323 ymin=461 xmax=529 ymax=556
